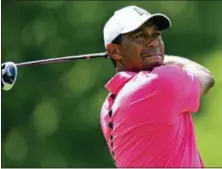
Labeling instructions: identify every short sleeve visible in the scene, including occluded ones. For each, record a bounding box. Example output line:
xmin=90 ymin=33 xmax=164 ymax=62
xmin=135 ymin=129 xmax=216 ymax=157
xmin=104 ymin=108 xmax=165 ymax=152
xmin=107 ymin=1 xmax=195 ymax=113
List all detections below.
xmin=152 ymin=65 xmax=201 ymax=114
xmin=108 ymin=65 xmax=201 ymax=125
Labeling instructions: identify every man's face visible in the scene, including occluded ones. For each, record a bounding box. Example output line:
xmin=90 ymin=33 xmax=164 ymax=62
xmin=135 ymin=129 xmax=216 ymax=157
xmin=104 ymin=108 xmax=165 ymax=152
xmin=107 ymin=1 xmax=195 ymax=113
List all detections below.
xmin=111 ymin=22 xmax=165 ymax=72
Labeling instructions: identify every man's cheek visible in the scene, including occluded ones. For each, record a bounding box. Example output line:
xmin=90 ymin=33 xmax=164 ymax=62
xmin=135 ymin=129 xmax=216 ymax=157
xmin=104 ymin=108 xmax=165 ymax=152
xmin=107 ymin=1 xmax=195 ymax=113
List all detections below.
xmin=158 ymin=40 xmax=165 ymax=56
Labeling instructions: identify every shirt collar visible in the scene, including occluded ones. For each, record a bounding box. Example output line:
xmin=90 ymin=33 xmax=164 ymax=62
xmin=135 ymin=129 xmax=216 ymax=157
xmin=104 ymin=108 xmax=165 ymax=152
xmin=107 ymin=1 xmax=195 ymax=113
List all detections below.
xmin=105 ymin=71 xmax=137 ymax=94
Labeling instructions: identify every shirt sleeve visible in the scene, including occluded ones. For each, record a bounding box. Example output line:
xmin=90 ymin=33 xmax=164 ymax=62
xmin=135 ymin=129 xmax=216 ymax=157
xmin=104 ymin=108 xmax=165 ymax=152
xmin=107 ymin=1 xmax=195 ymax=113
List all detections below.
xmin=151 ymin=65 xmax=201 ymax=115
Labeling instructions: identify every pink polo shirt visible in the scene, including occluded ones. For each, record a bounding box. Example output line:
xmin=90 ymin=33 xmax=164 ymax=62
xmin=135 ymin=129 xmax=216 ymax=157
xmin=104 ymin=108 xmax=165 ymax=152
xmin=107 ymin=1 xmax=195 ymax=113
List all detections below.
xmin=100 ymin=65 xmax=203 ymax=167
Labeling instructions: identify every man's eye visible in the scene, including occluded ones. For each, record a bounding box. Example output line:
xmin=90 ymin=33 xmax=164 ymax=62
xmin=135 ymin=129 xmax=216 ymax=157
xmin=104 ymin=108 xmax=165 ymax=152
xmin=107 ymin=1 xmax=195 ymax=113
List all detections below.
xmin=137 ymin=34 xmax=144 ymax=38
xmin=152 ymin=32 xmax=161 ymax=38
xmin=132 ymin=32 xmax=143 ymax=38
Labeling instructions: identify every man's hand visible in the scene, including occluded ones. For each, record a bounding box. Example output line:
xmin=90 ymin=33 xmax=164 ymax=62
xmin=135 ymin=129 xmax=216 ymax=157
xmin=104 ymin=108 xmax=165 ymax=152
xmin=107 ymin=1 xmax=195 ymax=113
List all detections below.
xmin=1 ymin=62 xmax=18 ymax=91
xmin=163 ymin=55 xmax=215 ymax=97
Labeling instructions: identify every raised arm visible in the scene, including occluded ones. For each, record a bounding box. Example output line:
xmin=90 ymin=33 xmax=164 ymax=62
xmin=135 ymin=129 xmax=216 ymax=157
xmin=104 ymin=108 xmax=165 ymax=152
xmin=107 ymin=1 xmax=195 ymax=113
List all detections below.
xmin=163 ymin=55 xmax=215 ymax=97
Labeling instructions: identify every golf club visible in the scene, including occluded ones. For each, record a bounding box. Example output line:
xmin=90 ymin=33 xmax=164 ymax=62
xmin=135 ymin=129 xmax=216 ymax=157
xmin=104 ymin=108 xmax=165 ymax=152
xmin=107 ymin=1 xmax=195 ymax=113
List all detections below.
xmin=2 ymin=52 xmax=109 ymax=91
xmin=15 ymin=52 xmax=109 ymax=67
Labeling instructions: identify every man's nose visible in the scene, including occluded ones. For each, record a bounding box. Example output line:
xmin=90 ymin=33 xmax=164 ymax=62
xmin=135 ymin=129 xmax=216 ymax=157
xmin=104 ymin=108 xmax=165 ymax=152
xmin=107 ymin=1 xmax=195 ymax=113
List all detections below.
xmin=146 ymin=39 xmax=159 ymax=48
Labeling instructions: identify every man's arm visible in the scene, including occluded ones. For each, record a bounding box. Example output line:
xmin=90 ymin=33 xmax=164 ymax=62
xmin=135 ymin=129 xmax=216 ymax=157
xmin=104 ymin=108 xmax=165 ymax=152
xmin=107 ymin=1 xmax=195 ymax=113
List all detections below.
xmin=163 ymin=55 xmax=215 ymax=97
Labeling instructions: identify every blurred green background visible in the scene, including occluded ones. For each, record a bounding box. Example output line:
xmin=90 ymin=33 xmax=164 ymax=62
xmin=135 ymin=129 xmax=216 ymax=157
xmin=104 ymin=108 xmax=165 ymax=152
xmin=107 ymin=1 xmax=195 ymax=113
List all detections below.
xmin=1 ymin=1 xmax=222 ymax=168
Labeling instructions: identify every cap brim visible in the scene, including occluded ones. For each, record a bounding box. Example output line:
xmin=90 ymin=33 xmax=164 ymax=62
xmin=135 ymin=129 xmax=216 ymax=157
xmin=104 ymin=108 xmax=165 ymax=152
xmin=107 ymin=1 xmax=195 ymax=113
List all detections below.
xmin=147 ymin=13 xmax=171 ymax=30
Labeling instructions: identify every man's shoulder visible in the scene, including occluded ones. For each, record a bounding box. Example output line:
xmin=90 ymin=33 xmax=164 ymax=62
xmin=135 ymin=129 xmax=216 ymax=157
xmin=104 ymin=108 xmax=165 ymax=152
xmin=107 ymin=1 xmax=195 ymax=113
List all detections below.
xmin=150 ymin=64 xmax=190 ymax=84
xmin=131 ymin=65 xmax=181 ymax=83
xmin=151 ymin=64 xmax=183 ymax=74
xmin=121 ymin=65 xmax=186 ymax=94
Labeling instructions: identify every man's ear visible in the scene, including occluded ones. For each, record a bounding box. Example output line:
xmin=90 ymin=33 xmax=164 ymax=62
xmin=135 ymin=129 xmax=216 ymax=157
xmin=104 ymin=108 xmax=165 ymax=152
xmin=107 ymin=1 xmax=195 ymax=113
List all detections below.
xmin=106 ymin=44 xmax=121 ymax=61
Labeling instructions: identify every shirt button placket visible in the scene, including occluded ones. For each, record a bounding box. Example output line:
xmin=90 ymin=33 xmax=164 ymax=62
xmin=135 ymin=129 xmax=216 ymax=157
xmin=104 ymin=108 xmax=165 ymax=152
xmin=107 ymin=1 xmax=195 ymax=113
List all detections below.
xmin=109 ymin=94 xmax=116 ymax=161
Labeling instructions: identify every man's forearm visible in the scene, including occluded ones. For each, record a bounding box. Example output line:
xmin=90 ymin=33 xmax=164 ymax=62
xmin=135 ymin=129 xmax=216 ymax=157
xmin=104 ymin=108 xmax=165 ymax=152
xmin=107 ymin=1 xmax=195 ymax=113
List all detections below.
xmin=164 ymin=55 xmax=212 ymax=74
xmin=163 ymin=55 xmax=215 ymax=96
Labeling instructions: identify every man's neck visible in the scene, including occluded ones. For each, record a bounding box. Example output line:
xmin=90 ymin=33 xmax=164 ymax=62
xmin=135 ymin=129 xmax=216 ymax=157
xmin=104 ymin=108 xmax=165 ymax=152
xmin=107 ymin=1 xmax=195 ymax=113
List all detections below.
xmin=116 ymin=66 xmax=155 ymax=73
xmin=116 ymin=63 xmax=128 ymax=72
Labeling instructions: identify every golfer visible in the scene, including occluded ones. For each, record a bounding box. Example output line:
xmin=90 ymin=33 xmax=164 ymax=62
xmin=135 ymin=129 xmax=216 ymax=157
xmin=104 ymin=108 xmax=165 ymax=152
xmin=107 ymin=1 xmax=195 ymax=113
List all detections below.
xmin=100 ymin=5 xmax=215 ymax=167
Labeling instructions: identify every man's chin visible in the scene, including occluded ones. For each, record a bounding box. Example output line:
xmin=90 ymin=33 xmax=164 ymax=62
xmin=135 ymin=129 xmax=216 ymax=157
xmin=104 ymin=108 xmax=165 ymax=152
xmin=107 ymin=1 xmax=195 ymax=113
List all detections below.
xmin=144 ymin=55 xmax=163 ymax=67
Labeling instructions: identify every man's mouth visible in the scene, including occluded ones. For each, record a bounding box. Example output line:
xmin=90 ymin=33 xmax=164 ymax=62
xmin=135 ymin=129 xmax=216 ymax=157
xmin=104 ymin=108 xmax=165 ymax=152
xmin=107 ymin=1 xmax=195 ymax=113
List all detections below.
xmin=141 ymin=47 xmax=161 ymax=58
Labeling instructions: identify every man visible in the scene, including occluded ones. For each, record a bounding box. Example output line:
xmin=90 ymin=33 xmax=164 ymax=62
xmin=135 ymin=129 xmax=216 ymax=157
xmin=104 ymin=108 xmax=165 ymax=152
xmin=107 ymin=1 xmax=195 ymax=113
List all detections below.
xmin=100 ymin=5 xmax=215 ymax=167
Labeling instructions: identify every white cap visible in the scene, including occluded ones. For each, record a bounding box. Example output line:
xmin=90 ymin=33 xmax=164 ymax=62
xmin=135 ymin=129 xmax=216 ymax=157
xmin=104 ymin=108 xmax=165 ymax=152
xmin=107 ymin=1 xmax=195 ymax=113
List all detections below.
xmin=103 ymin=5 xmax=172 ymax=48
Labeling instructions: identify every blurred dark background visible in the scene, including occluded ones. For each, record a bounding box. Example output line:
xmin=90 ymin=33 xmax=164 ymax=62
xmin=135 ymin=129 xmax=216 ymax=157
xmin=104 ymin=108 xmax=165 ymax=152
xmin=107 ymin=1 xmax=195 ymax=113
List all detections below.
xmin=1 ymin=1 xmax=222 ymax=167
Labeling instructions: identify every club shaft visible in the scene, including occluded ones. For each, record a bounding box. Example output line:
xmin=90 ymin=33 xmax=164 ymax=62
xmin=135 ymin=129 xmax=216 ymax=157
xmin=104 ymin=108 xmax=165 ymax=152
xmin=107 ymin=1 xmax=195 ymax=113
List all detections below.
xmin=16 ymin=52 xmax=108 ymax=67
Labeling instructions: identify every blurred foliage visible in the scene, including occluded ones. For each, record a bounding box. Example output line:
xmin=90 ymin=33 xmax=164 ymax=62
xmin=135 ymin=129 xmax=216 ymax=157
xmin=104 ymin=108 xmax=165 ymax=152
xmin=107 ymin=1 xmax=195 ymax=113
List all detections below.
xmin=1 ymin=1 xmax=222 ymax=168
